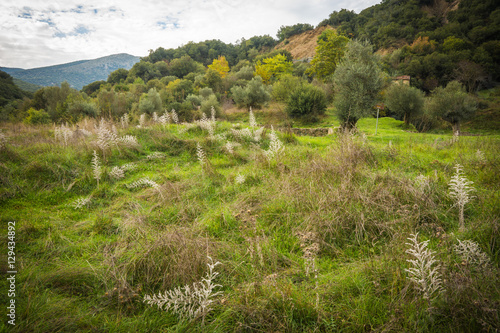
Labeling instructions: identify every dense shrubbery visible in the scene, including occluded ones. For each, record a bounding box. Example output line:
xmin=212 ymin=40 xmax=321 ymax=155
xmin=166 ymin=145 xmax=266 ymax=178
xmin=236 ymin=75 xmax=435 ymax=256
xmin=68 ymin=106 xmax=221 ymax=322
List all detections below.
xmin=231 ymin=76 xmax=271 ymax=108
xmin=285 ymin=83 xmax=327 ymax=122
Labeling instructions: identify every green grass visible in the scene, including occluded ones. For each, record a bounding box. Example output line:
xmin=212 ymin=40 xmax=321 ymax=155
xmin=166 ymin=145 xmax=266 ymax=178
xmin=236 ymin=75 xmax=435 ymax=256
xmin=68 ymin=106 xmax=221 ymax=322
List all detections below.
xmin=0 ymin=115 xmax=499 ymax=332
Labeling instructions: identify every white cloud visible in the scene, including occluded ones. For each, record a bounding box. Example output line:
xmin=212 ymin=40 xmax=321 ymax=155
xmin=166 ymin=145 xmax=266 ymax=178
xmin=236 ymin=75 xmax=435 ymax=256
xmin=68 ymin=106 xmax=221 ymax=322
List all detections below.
xmin=0 ymin=0 xmax=380 ymax=69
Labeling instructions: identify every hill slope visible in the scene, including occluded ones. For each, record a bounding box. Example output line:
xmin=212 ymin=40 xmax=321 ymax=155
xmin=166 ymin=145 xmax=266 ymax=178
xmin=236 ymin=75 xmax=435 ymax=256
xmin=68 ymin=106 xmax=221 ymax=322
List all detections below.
xmin=274 ymin=25 xmax=332 ymax=61
xmin=1 ymin=53 xmax=140 ymax=90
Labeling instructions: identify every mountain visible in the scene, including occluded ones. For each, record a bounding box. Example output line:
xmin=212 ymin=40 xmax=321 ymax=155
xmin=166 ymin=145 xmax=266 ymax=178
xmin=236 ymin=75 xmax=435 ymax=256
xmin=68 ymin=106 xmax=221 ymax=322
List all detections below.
xmin=0 ymin=53 xmax=140 ymax=90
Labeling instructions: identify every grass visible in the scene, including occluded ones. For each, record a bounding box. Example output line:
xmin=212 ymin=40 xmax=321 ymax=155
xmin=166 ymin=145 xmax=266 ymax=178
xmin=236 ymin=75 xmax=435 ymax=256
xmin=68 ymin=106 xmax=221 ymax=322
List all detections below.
xmin=0 ymin=112 xmax=499 ymax=332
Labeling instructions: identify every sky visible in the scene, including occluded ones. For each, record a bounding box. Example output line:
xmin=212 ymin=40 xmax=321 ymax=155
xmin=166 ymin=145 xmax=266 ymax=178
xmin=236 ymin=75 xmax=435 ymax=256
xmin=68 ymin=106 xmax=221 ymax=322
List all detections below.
xmin=0 ymin=0 xmax=381 ymax=69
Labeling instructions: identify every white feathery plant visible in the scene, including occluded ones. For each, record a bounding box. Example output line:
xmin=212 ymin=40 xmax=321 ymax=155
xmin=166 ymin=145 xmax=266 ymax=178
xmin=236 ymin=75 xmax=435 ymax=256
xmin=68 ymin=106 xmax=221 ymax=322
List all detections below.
xmin=143 ymin=257 xmax=222 ymax=324
xmin=454 ymin=239 xmax=490 ymax=268
xmin=405 ymin=233 xmax=444 ymax=302
xmin=96 ymin=121 xmax=119 ymax=155
xmin=448 ymin=164 xmax=475 ymax=229
xmin=91 ymin=150 xmax=102 ymax=188
xmin=121 ymin=163 xmax=137 ymax=171
xmin=235 ymin=173 xmax=246 ymax=185
xmin=159 ymin=110 xmax=171 ymax=127
xmin=253 ymin=127 xmax=264 ymax=142
xmin=0 ymin=131 xmax=7 ymax=150
xmin=54 ymin=124 xmax=72 ymax=146
xmin=146 ymin=152 xmax=166 ymax=160
xmin=196 ymin=142 xmax=206 ymax=166
xmin=120 ymin=113 xmax=129 ymax=129
xmin=415 ymin=174 xmax=430 ymax=195
xmin=225 ymin=141 xmax=234 ymax=155
xmin=71 ymin=196 xmax=91 ymax=209
xmin=475 ymin=149 xmax=486 ymax=164
xmin=109 ymin=166 xmax=125 ymax=179
xmin=264 ymin=126 xmax=284 ymax=161
xmin=118 ymin=135 xmax=140 ymax=148
xmin=153 ymin=112 xmax=159 ymax=123
xmin=211 ymin=106 xmax=216 ymax=122
xmin=249 ymin=107 xmax=257 ymax=127
xmin=171 ymin=109 xmax=179 ymax=124
xmin=138 ymin=113 xmax=146 ymax=128
xmin=126 ymin=177 xmax=163 ymax=199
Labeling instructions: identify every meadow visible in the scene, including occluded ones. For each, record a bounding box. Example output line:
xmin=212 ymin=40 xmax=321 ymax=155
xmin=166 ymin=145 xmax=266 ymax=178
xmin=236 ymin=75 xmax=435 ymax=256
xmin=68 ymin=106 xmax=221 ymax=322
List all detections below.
xmin=0 ymin=107 xmax=498 ymax=332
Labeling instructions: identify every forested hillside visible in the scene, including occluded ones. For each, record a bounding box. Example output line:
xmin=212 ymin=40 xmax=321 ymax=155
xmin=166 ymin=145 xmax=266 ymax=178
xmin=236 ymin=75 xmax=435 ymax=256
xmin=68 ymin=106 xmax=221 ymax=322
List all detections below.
xmin=2 ymin=53 xmax=140 ymax=90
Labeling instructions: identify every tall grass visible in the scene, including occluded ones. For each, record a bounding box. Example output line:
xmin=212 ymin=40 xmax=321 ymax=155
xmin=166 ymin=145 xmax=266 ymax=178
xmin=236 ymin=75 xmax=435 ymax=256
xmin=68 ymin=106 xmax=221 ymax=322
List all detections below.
xmin=1 ymin=116 xmax=498 ymax=332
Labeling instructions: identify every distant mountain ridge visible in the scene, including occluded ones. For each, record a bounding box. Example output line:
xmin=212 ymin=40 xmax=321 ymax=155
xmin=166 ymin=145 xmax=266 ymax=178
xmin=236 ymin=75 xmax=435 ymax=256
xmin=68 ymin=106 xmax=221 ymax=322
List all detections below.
xmin=1 ymin=53 xmax=140 ymax=90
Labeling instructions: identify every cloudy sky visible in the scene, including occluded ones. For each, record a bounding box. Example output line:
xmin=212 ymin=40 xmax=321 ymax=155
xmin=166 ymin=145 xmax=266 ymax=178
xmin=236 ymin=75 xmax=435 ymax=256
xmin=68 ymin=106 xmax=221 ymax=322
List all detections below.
xmin=0 ymin=0 xmax=380 ymax=69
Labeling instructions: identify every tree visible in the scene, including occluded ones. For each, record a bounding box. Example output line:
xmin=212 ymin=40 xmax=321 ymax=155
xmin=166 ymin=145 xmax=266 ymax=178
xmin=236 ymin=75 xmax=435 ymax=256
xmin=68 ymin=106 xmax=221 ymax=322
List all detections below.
xmin=129 ymin=61 xmax=160 ymax=83
xmin=254 ymin=54 xmax=293 ymax=83
xmin=453 ymin=60 xmax=486 ymax=93
xmin=333 ymin=40 xmax=384 ymax=129
xmin=427 ymin=81 xmax=476 ymax=136
xmin=385 ymin=83 xmax=425 ymax=126
xmin=208 ymin=56 xmax=230 ymax=78
xmin=107 ymin=68 xmax=129 ymax=84
xmin=277 ymin=23 xmax=314 ymax=41
xmin=307 ymin=30 xmax=349 ymax=81
xmin=169 ymin=55 xmax=204 ymax=78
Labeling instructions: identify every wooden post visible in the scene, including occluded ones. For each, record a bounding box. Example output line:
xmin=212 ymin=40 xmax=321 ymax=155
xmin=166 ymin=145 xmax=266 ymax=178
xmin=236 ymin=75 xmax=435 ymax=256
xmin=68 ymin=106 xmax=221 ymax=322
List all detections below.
xmin=375 ymin=106 xmax=380 ymax=135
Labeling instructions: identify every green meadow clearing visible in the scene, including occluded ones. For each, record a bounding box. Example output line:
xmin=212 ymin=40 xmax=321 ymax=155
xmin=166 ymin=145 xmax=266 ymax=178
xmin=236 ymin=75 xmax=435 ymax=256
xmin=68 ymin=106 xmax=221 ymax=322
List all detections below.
xmin=0 ymin=108 xmax=498 ymax=332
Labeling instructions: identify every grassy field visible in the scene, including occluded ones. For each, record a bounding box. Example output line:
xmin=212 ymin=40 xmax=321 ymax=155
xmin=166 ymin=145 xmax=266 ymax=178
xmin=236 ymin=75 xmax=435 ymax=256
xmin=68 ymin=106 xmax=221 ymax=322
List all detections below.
xmin=0 ymin=109 xmax=499 ymax=332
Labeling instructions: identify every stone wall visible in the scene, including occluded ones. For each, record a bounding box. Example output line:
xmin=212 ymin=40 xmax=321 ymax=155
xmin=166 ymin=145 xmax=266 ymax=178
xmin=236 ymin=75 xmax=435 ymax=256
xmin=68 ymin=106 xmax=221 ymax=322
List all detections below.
xmin=279 ymin=127 xmax=333 ymax=137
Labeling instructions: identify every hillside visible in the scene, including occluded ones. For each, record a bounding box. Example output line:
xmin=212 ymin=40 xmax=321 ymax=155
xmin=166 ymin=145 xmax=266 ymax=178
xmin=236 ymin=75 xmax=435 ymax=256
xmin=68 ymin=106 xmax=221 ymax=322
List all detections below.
xmin=1 ymin=53 xmax=139 ymax=90
xmin=274 ymin=25 xmax=332 ymax=61
xmin=12 ymin=78 xmax=43 ymax=93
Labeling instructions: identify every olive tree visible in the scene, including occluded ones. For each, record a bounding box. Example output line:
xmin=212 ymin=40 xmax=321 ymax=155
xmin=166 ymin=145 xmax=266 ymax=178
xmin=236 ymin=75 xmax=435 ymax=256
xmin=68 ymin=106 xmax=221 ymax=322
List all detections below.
xmin=427 ymin=81 xmax=476 ymax=136
xmin=385 ymin=83 xmax=425 ymax=126
xmin=332 ymin=40 xmax=384 ymax=129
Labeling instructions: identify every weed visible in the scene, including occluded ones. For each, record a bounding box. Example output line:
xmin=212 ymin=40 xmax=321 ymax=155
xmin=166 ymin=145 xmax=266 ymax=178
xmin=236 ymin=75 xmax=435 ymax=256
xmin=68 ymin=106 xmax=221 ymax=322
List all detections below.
xmin=144 ymin=257 xmax=222 ymax=324
xmin=405 ymin=233 xmax=444 ymax=302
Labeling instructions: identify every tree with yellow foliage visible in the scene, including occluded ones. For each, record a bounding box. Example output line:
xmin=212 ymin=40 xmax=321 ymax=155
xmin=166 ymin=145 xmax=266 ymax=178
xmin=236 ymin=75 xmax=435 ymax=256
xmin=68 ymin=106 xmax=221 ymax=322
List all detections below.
xmin=208 ymin=56 xmax=230 ymax=78
xmin=254 ymin=54 xmax=293 ymax=84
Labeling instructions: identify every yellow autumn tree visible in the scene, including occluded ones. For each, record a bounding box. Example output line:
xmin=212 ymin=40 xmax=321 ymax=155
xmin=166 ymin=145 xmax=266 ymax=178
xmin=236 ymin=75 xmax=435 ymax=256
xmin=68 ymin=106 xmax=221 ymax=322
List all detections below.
xmin=254 ymin=54 xmax=293 ymax=84
xmin=208 ymin=56 xmax=230 ymax=78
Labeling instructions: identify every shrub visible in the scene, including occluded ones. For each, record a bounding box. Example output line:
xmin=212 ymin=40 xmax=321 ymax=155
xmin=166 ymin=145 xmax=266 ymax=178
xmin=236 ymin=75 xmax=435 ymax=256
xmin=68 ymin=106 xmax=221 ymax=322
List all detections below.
xmin=199 ymin=87 xmax=214 ymax=100
xmin=272 ymin=74 xmax=303 ymax=102
xmin=185 ymin=94 xmax=202 ymax=108
xmin=24 ymin=108 xmax=51 ymax=125
xmin=231 ymin=76 xmax=271 ymax=108
xmin=285 ymin=84 xmax=327 ymax=121
xmin=200 ymin=95 xmax=221 ymax=118
xmin=139 ymin=88 xmax=162 ymax=115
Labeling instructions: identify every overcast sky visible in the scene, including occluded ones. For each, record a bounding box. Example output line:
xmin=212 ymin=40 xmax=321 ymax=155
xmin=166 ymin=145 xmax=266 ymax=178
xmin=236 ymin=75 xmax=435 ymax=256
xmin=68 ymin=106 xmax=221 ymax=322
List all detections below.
xmin=0 ymin=0 xmax=381 ymax=69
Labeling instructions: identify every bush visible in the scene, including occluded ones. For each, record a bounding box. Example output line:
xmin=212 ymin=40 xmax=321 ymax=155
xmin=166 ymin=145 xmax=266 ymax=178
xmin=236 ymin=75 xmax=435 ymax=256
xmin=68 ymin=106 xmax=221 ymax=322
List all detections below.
xmin=272 ymin=74 xmax=303 ymax=102
xmin=199 ymin=87 xmax=214 ymax=100
xmin=24 ymin=108 xmax=51 ymax=125
xmin=186 ymin=94 xmax=202 ymax=108
xmin=200 ymin=95 xmax=222 ymax=118
xmin=230 ymin=76 xmax=271 ymax=108
xmin=69 ymin=100 xmax=100 ymax=119
xmin=285 ymin=84 xmax=327 ymax=122
xmin=139 ymin=88 xmax=162 ymax=115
